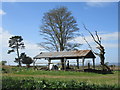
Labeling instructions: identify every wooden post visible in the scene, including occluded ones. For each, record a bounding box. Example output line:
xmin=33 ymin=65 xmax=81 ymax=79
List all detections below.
xmin=77 ymin=58 xmax=79 ymax=69
xmin=82 ymin=57 xmax=85 ymax=71
xmin=61 ymin=58 xmax=65 ymax=70
xmin=93 ymin=58 xmax=95 ymax=69
xmin=64 ymin=58 xmax=67 ymax=70
xmin=48 ymin=58 xmax=51 ymax=70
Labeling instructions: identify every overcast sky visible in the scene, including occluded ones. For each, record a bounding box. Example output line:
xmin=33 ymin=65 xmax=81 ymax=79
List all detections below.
xmin=0 ymin=0 xmax=119 ymax=65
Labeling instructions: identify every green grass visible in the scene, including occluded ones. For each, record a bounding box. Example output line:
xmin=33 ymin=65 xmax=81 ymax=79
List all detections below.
xmin=2 ymin=66 xmax=119 ymax=87
xmin=9 ymin=66 xmax=117 ymax=76
xmin=14 ymin=69 xmax=100 ymax=76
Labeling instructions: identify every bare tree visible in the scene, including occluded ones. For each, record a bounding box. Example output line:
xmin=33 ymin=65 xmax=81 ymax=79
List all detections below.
xmin=40 ymin=6 xmax=80 ymax=52
xmin=82 ymin=25 xmax=110 ymax=71
xmin=39 ymin=7 xmax=81 ymax=70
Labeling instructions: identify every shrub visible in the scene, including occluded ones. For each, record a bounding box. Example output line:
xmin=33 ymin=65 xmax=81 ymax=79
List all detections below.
xmin=2 ymin=77 xmax=119 ymax=90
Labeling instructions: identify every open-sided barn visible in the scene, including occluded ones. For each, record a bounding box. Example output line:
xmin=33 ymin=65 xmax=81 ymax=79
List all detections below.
xmin=34 ymin=50 xmax=96 ymax=70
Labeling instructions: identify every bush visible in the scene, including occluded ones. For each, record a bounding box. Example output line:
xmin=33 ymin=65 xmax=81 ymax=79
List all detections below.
xmin=2 ymin=77 xmax=119 ymax=90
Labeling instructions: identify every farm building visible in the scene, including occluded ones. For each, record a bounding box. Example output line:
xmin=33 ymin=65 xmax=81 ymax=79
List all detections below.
xmin=33 ymin=50 xmax=96 ymax=70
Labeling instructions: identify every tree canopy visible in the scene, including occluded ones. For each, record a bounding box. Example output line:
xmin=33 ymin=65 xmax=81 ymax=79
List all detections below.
xmin=40 ymin=6 xmax=81 ymax=52
xmin=20 ymin=53 xmax=33 ymax=67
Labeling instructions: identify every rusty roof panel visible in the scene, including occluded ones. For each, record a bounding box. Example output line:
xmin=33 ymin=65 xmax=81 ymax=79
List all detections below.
xmin=34 ymin=50 xmax=95 ymax=59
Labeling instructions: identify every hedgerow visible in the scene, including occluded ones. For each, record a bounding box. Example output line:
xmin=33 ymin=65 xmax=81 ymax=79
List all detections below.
xmin=2 ymin=77 xmax=119 ymax=90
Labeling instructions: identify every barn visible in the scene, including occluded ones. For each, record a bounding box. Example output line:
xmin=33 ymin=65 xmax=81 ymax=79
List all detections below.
xmin=33 ymin=50 xmax=96 ymax=70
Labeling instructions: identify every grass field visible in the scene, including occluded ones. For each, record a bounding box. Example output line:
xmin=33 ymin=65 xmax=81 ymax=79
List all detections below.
xmin=1 ymin=66 xmax=120 ymax=90
xmin=1 ymin=65 xmax=120 ymax=89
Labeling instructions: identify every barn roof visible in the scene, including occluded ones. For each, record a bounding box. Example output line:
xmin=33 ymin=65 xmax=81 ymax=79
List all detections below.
xmin=34 ymin=50 xmax=96 ymax=59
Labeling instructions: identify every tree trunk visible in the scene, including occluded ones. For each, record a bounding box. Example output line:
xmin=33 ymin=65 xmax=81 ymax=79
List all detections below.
xmin=16 ymin=43 xmax=21 ymax=67
xmin=60 ymin=45 xmax=65 ymax=70
xmin=100 ymin=54 xmax=110 ymax=71
xmin=60 ymin=44 xmax=64 ymax=51
xmin=100 ymin=55 xmax=105 ymax=70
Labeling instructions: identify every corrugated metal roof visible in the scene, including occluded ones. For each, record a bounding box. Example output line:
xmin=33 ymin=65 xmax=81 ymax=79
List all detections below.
xmin=34 ymin=50 xmax=95 ymax=59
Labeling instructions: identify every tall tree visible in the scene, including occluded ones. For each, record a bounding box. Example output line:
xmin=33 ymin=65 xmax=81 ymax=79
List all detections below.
xmin=40 ymin=7 xmax=81 ymax=70
xmin=8 ymin=36 xmax=25 ymax=66
xmin=82 ymin=25 xmax=110 ymax=71
xmin=40 ymin=6 xmax=80 ymax=52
